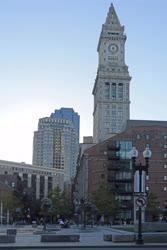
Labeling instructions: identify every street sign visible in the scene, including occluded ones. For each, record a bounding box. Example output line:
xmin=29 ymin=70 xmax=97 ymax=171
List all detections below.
xmin=135 ymin=196 xmax=147 ymax=208
xmin=134 ymin=192 xmax=147 ymax=197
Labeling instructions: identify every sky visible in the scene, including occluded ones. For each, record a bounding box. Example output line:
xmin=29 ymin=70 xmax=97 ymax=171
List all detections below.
xmin=0 ymin=0 xmax=167 ymax=164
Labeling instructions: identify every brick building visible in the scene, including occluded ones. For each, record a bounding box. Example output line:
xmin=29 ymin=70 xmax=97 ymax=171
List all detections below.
xmin=74 ymin=120 xmax=167 ymax=220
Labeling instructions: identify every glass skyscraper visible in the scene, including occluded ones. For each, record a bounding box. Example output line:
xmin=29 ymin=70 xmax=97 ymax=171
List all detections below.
xmin=51 ymin=108 xmax=79 ymax=138
xmin=33 ymin=108 xmax=80 ymax=182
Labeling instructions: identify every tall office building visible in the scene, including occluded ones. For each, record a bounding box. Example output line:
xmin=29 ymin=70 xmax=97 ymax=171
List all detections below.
xmin=32 ymin=108 xmax=80 ymax=181
xmin=93 ymin=4 xmax=131 ymax=143
xmin=51 ymin=108 xmax=80 ymax=139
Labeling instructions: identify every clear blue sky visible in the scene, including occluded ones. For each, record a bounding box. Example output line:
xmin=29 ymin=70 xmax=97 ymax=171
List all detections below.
xmin=0 ymin=0 xmax=167 ymax=164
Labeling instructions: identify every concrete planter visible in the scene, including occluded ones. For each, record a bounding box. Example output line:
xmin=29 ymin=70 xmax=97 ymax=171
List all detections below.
xmin=135 ymin=222 xmax=167 ymax=232
xmin=41 ymin=234 xmax=80 ymax=242
xmin=143 ymin=233 xmax=167 ymax=243
xmin=104 ymin=233 xmax=135 ymax=242
xmin=6 ymin=229 xmax=17 ymax=235
xmin=0 ymin=235 xmax=15 ymax=243
xmin=104 ymin=232 xmax=167 ymax=243
xmin=103 ymin=234 xmax=112 ymax=241
xmin=112 ymin=234 xmax=135 ymax=242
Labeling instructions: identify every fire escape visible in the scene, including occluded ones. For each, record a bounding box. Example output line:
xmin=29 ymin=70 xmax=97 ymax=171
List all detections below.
xmin=107 ymin=142 xmax=134 ymax=220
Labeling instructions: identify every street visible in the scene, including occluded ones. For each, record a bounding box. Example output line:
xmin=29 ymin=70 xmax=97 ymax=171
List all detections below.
xmin=3 ymin=247 xmax=166 ymax=250
xmin=0 ymin=225 xmax=167 ymax=249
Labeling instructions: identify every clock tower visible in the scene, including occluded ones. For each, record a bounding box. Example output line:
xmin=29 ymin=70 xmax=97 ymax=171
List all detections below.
xmin=93 ymin=3 xmax=131 ymax=143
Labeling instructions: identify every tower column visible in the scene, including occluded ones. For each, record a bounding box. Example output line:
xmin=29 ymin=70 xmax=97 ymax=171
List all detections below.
xmin=44 ymin=175 xmax=48 ymax=198
xmin=18 ymin=173 xmax=23 ymax=179
xmin=28 ymin=173 xmax=32 ymax=188
xmin=93 ymin=3 xmax=131 ymax=143
xmin=36 ymin=174 xmax=40 ymax=199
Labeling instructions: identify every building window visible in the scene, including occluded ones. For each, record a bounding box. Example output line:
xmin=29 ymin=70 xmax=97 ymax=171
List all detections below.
xmin=101 ymin=174 xmax=105 ymax=179
xmin=11 ymin=182 xmax=15 ymax=188
xmin=164 ymin=135 xmax=167 ymax=140
xmin=146 ymin=186 xmax=149 ymax=191
xmin=164 ymin=145 xmax=167 ymax=149
xmin=136 ymin=134 xmax=140 ymax=139
xmin=164 ymin=187 xmax=167 ymax=191
xmin=105 ymin=110 xmax=110 ymax=116
xmin=116 ymin=140 xmax=132 ymax=159
xmin=164 ymin=176 xmax=167 ymax=181
xmin=164 ymin=164 xmax=167 ymax=168
xmin=146 ymin=175 xmax=149 ymax=180
xmin=118 ymin=83 xmax=123 ymax=100
xmin=164 ymin=153 xmax=167 ymax=158
xmin=145 ymin=134 xmax=150 ymax=140
xmin=105 ymin=128 xmax=110 ymax=133
xmin=111 ymin=83 xmax=116 ymax=99
xmin=104 ymin=82 xmax=110 ymax=99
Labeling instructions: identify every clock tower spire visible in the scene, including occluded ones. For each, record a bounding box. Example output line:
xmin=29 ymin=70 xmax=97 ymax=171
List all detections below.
xmin=93 ymin=4 xmax=131 ymax=143
xmin=105 ymin=3 xmax=122 ymax=29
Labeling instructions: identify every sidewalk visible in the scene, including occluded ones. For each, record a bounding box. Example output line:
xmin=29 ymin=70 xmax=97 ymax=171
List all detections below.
xmin=0 ymin=225 xmax=167 ymax=248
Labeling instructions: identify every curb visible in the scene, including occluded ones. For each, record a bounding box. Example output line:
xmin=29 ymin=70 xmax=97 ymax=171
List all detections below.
xmin=0 ymin=245 xmax=167 ymax=249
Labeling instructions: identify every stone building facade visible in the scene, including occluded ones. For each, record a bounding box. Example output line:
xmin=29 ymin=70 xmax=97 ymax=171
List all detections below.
xmin=0 ymin=160 xmax=64 ymax=200
xmin=93 ymin=4 xmax=131 ymax=143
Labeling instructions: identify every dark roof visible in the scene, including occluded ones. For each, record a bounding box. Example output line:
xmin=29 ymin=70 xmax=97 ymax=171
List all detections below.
xmin=125 ymin=119 xmax=167 ymax=130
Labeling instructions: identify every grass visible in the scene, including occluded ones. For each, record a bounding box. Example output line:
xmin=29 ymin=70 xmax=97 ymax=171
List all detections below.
xmin=112 ymin=226 xmax=134 ymax=232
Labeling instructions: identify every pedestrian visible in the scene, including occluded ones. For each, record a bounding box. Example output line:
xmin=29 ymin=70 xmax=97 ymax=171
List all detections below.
xmin=99 ymin=215 xmax=104 ymax=226
xmin=59 ymin=219 xmax=64 ymax=227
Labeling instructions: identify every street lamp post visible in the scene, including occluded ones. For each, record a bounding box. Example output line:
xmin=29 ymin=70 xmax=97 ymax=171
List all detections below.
xmin=131 ymin=146 xmax=152 ymax=245
xmin=80 ymin=199 xmax=87 ymax=229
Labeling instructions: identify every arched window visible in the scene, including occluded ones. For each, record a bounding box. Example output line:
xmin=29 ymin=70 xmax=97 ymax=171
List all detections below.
xmin=118 ymin=83 xmax=123 ymax=100
xmin=104 ymin=82 xmax=110 ymax=99
xmin=111 ymin=83 xmax=116 ymax=99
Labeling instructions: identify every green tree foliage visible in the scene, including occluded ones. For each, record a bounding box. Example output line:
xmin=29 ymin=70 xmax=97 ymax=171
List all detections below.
xmin=49 ymin=187 xmax=74 ymax=218
xmin=0 ymin=182 xmax=22 ymax=219
xmin=91 ymin=183 xmax=120 ymax=218
xmin=14 ymin=176 xmax=41 ymax=218
xmin=0 ymin=189 xmax=22 ymax=213
xmin=145 ymin=192 xmax=160 ymax=221
xmin=60 ymin=190 xmax=74 ymax=217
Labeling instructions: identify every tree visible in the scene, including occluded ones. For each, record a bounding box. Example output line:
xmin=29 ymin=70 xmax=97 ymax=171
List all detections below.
xmin=59 ymin=190 xmax=74 ymax=217
xmin=91 ymin=183 xmax=120 ymax=222
xmin=40 ymin=197 xmax=52 ymax=226
xmin=13 ymin=176 xmax=41 ymax=221
xmin=0 ymin=186 xmax=22 ymax=214
xmin=145 ymin=192 xmax=160 ymax=221
xmin=77 ymin=198 xmax=98 ymax=228
xmin=0 ymin=181 xmax=22 ymax=223
xmin=49 ymin=187 xmax=74 ymax=219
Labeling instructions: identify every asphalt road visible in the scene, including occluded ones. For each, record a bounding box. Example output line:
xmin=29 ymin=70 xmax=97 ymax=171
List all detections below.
xmin=3 ymin=247 xmax=166 ymax=250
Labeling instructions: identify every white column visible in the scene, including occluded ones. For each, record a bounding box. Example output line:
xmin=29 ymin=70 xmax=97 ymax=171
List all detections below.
xmin=28 ymin=174 xmax=32 ymax=188
xmin=7 ymin=210 xmax=9 ymax=224
xmin=0 ymin=201 xmax=3 ymax=225
xmin=44 ymin=176 xmax=48 ymax=198
xmin=36 ymin=175 xmax=40 ymax=199
xmin=18 ymin=173 xmax=23 ymax=179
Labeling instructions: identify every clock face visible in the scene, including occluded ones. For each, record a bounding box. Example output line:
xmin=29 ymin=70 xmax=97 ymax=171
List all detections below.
xmin=108 ymin=43 xmax=118 ymax=54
